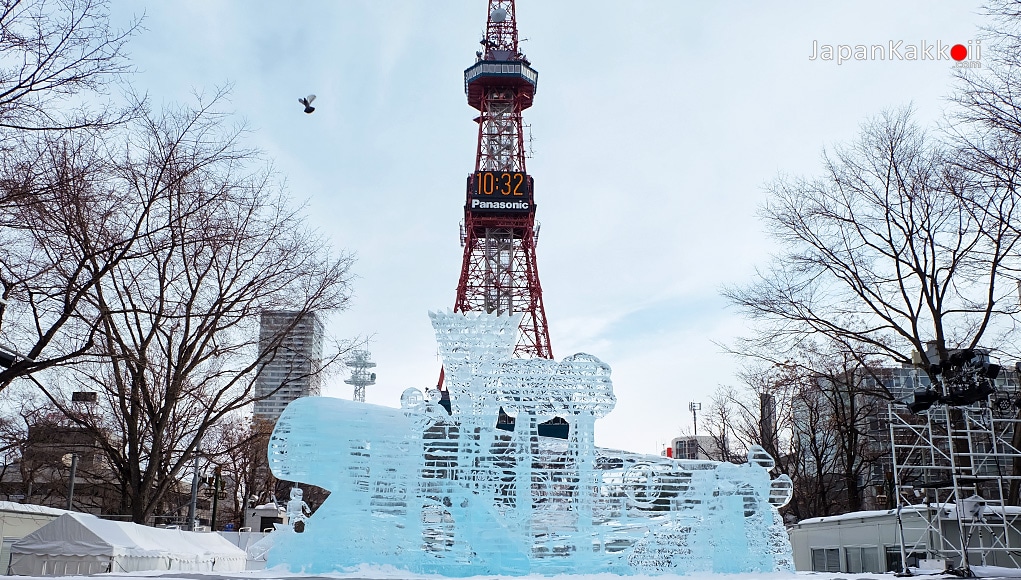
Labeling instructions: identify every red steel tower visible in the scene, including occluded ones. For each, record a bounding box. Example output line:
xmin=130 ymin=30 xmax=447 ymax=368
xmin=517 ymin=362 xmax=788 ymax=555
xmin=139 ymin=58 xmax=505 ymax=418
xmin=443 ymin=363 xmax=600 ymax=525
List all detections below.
xmin=454 ymin=0 xmax=552 ymax=359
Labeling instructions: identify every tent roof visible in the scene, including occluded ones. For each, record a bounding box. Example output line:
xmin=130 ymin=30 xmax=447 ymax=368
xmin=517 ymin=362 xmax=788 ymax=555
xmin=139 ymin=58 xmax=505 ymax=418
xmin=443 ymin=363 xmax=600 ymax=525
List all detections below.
xmin=0 ymin=501 xmax=69 ymax=517
xmin=12 ymin=513 xmax=247 ymax=560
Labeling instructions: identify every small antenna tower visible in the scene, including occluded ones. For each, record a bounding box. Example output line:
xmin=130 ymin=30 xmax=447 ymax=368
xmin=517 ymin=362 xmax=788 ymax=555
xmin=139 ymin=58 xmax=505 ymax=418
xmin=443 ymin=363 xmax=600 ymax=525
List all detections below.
xmin=344 ymin=350 xmax=376 ymax=403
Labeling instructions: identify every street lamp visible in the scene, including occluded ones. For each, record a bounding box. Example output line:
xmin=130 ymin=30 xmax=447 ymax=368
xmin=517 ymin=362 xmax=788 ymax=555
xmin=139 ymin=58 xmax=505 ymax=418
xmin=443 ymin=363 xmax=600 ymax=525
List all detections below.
xmin=689 ymin=402 xmax=701 ymax=436
xmin=0 ymin=344 xmax=35 ymax=370
xmin=0 ymin=348 xmax=15 ymax=369
xmin=187 ymin=449 xmax=202 ymax=530
xmin=65 ymin=454 xmax=79 ymax=510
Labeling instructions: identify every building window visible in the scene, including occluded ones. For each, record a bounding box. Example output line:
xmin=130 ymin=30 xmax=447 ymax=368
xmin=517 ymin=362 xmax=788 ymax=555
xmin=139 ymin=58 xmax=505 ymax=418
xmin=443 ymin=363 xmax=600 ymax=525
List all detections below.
xmin=812 ymin=548 xmax=840 ymax=572
xmin=885 ymin=548 xmax=923 ymax=572
xmin=845 ymin=546 xmax=880 ymax=573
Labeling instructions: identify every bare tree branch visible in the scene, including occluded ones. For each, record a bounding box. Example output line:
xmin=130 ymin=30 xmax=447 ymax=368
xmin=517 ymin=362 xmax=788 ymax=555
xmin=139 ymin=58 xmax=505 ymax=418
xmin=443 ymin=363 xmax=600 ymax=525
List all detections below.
xmin=0 ymin=0 xmax=141 ymax=136
xmin=18 ymin=93 xmax=354 ymax=523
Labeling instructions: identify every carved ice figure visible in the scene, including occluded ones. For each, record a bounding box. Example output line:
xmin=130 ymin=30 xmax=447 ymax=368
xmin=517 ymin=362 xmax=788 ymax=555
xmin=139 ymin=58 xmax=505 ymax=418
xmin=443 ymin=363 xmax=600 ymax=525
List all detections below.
xmin=286 ymin=487 xmax=310 ymax=528
xmin=266 ymin=310 xmax=794 ymax=575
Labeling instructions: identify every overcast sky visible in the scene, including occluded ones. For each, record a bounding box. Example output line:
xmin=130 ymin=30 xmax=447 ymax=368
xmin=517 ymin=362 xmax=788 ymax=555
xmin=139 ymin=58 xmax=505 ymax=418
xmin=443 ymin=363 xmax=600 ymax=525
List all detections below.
xmin=106 ymin=1 xmax=987 ymax=454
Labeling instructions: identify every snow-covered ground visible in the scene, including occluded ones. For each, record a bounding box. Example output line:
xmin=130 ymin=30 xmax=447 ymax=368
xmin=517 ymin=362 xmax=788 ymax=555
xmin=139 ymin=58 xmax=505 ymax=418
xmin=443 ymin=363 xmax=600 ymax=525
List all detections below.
xmin=2 ymin=565 xmax=1021 ymax=580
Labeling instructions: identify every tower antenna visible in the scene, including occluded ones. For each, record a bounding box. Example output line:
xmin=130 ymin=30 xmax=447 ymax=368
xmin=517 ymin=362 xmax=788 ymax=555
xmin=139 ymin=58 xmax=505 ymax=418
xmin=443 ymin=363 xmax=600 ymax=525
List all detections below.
xmin=344 ymin=350 xmax=376 ymax=403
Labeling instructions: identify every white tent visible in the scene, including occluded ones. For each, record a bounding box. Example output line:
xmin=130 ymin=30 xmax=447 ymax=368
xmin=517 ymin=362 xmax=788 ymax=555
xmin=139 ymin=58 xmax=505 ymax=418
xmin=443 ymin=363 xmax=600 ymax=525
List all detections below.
xmin=9 ymin=512 xmax=246 ymax=576
xmin=0 ymin=501 xmax=68 ymax=570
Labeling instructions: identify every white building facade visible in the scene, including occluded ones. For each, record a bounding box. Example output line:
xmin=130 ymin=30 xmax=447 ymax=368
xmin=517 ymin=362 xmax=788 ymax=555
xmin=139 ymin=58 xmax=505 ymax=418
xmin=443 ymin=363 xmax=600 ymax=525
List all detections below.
xmin=667 ymin=435 xmax=718 ymax=460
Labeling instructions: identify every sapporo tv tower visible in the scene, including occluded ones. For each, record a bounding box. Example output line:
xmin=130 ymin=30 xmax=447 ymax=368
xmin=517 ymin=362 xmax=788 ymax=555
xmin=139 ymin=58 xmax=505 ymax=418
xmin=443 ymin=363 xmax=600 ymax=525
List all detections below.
xmin=453 ymin=0 xmax=551 ymax=359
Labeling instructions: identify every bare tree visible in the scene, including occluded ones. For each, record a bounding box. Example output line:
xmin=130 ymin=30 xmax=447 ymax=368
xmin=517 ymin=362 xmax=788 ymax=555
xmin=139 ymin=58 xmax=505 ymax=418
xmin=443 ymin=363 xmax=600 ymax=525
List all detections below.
xmin=201 ymin=416 xmax=268 ymax=529
xmin=23 ymin=94 xmax=354 ymax=523
xmin=0 ymin=0 xmax=352 ymax=524
xmin=0 ymin=124 xmax=155 ymax=390
xmin=0 ymin=0 xmax=141 ymax=389
xmin=0 ymin=0 xmax=139 ymax=135
xmin=701 ymin=388 xmax=739 ymax=463
xmin=730 ymin=363 xmax=846 ymax=520
xmin=711 ymin=345 xmax=886 ymax=520
xmin=786 ymin=377 xmax=843 ymax=518
xmin=725 ymin=108 xmax=1021 ymax=380
xmin=0 ymin=387 xmax=120 ymax=513
xmin=703 ymin=377 xmax=850 ymax=520
xmin=722 ymin=96 xmax=1021 ymax=519
xmin=779 ymin=346 xmax=885 ymax=516
xmin=950 ymin=0 xmax=1021 ymax=504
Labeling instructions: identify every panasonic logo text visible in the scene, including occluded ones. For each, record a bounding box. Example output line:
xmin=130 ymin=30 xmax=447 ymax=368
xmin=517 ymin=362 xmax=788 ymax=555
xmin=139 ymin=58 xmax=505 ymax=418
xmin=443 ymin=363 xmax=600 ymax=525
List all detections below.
xmin=471 ymin=199 xmax=530 ymax=210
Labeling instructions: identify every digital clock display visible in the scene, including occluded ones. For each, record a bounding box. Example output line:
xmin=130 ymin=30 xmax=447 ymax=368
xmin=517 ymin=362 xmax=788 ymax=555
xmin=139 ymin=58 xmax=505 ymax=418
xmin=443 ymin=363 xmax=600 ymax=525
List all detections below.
xmin=466 ymin=171 xmax=534 ymax=214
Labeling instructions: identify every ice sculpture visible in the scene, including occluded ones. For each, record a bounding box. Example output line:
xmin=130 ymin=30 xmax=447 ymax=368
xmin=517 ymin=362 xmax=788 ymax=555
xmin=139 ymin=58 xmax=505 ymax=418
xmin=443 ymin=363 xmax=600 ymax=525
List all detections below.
xmin=266 ymin=310 xmax=794 ymax=575
xmin=285 ymin=487 xmax=310 ymax=531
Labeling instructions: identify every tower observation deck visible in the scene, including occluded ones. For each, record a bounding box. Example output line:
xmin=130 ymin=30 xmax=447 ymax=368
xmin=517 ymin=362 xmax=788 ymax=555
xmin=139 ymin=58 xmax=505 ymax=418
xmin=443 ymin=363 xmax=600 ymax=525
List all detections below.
xmin=453 ymin=0 xmax=552 ymax=360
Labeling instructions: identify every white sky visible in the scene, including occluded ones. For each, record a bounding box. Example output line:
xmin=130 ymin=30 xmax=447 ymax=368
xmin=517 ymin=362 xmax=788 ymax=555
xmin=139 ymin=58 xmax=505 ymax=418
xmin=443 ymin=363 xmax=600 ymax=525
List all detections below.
xmin=106 ymin=1 xmax=987 ymax=454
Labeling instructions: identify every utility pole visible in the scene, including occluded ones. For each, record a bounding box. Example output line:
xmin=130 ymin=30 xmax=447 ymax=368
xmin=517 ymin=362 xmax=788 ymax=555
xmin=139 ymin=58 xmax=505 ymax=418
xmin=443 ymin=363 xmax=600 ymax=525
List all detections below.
xmin=66 ymin=454 xmax=78 ymax=510
xmin=210 ymin=466 xmax=221 ymax=531
xmin=689 ymin=402 xmax=701 ymax=436
xmin=187 ymin=451 xmax=201 ymax=530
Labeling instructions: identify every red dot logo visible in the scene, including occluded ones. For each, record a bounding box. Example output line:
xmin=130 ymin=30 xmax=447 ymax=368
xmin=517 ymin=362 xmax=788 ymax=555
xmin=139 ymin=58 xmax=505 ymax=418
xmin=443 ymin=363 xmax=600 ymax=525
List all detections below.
xmin=951 ymin=44 xmax=968 ymax=61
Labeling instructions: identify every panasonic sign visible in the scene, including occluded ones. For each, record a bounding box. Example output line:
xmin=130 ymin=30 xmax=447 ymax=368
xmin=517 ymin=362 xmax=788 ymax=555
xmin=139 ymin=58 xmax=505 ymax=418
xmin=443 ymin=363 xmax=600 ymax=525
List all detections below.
xmin=471 ymin=198 xmax=531 ymax=211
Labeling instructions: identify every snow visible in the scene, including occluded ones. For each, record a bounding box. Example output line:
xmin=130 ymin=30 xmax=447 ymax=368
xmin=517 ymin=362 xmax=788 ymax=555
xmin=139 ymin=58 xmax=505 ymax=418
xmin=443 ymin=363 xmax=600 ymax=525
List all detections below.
xmin=0 ymin=501 xmax=70 ymax=518
xmin=796 ymin=504 xmax=1021 ymax=525
xmin=0 ymin=566 xmax=1016 ymax=580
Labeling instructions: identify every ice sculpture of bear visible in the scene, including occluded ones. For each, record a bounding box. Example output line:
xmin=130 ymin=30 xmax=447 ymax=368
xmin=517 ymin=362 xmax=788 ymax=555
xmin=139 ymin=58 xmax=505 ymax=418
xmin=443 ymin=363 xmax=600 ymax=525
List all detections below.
xmin=266 ymin=310 xmax=794 ymax=575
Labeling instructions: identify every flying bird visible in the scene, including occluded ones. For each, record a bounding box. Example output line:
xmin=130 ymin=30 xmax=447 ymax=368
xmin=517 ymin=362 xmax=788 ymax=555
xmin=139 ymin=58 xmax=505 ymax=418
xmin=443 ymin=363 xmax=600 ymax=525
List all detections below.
xmin=299 ymin=94 xmax=316 ymax=114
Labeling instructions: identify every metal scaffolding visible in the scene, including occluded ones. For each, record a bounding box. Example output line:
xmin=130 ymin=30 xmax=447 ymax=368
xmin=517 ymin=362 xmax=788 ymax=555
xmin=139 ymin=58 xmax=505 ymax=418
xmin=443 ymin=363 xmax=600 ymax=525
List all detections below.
xmin=888 ymin=401 xmax=1021 ymax=572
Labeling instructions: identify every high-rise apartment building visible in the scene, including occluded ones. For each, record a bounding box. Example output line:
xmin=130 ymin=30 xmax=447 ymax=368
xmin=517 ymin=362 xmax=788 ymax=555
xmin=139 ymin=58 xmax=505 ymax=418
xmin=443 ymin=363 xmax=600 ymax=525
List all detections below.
xmin=253 ymin=311 xmax=323 ymax=422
